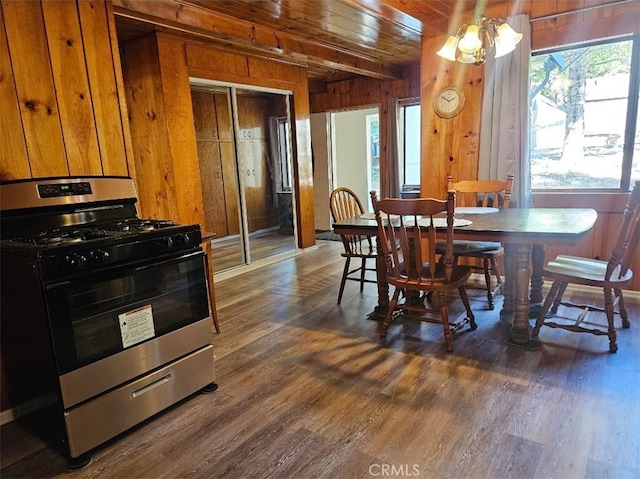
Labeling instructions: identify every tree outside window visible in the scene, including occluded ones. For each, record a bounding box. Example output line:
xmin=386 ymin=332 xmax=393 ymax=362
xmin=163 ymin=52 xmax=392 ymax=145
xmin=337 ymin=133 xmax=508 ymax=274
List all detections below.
xmin=529 ymin=36 xmax=639 ymax=190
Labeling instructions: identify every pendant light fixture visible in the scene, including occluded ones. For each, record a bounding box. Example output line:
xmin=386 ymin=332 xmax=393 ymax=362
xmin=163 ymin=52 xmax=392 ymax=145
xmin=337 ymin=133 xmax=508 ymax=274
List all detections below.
xmin=436 ymin=12 xmax=522 ymax=66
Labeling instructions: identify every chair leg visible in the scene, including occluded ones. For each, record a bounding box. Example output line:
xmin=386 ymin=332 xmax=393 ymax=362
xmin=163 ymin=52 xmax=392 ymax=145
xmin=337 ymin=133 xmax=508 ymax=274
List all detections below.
xmin=551 ymin=281 xmax=569 ymax=314
xmin=532 ymin=280 xmax=561 ymax=337
xmin=604 ymin=287 xmax=618 ymax=353
xmin=616 ymin=288 xmax=630 ymax=328
xmin=458 ymin=286 xmax=477 ymax=330
xmin=337 ymin=257 xmax=351 ymax=304
xmin=490 ymin=257 xmax=503 ymax=294
xmin=437 ymin=291 xmax=454 ymax=352
xmin=380 ymin=287 xmax=401 ymax=339
xmin=359 ymin=257 xmax=367 ymax=292
xmin=482 ymin=257 xmax=494 ymax=310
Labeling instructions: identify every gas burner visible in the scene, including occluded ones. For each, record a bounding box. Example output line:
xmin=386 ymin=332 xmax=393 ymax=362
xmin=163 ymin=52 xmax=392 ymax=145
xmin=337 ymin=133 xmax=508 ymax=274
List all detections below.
xmin=137 ymin=219 xmax=177 ymax=230
xmin=104 ymin=218 xmax=177 ymax=233
xmin=8 ymin=227 xmax=111 ymax=246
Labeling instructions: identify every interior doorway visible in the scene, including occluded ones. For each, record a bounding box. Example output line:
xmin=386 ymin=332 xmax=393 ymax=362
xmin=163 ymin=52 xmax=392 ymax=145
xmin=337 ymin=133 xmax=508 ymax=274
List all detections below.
xmin=190 ymin=81 xmax=297 ymax=273
xmin=331 ymin=107 xmax=380 ymax=211
xmin=311 ymin=106 xmax=380 ymax=231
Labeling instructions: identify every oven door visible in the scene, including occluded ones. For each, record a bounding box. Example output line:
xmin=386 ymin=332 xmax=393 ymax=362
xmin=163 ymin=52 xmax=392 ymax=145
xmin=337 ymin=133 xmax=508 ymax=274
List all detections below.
xmin=44 ymin=250 xmax=210 ymax=390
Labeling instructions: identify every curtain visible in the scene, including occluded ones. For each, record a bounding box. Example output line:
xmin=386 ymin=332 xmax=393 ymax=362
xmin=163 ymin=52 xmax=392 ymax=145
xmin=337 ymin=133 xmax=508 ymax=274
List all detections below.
xmin=385 ymin=96 xmax=400 ymax=198
xmin=478 ymin=14 xmax=532 ymax=207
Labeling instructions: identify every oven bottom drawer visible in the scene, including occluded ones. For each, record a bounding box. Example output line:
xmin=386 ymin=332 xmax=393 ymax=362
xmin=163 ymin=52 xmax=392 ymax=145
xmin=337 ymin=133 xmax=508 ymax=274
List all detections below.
xmin=64 ymin=345 xmax=215 ymax=458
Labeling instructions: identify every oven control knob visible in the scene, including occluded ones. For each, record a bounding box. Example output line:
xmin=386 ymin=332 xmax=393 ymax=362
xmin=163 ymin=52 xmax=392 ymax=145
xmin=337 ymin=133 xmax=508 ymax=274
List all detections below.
xmin=158 ymin=237 xmax=174 ymax=249
xmin=175 ymin=233 xmax=191 ymax=246
xmin=65 ymin=253 xmax=87 ymax=269
xmin=90 ymin=249 xmax=110 ymax=263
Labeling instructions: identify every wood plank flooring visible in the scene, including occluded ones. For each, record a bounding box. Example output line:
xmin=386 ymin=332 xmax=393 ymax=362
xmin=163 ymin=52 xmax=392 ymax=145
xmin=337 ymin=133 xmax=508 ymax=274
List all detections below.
xmin=2 ymin=240 xmax=639 ymax=478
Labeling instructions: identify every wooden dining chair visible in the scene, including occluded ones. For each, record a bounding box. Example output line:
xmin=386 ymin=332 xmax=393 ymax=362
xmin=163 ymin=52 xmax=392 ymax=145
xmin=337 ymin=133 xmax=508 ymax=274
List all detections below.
xmin=371 ymin=191 xmax=476 ymax=352
xmin=532 ymin=181 xmax=640 ymax=353
xmin=436 ymin=174 xmax=514 ymax=309
xmin=329 ymin=187 xmax=377 ymax=304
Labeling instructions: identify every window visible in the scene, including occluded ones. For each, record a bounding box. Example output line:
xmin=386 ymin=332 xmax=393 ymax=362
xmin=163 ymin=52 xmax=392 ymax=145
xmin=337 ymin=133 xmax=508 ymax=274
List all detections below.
xmin=366 ymin=113 xmax=380 ymax=197
xmin=529 ymin=35 xmax=640 ymax=191
xmin=398 ymin=99 xmax=421 ymax=188
xmin=273 ymin=116 xmax=292 ymax=192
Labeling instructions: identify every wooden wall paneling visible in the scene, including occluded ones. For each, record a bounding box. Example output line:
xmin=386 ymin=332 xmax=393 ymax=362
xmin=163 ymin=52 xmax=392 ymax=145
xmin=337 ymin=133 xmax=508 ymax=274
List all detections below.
xmin=78 ymin=0 xmax=130 ymax=176
xmin=454 ymin=67 xmax=483 ymax=183
xmin=421 ymin=34 xmax=455 ymax=199
xmin=219 ymin=142 xmax=241 ymax=236
xmin=41 ymin=1 xmax=102 ymax=175
xmin=186 ymin=44 xmax=249 ymax=77
xmin=531 ymin=3 xmax=640 ymax=50
xmin=1 ymin=1 xmax=67 ymax=177
xmin=192 ymin=90 xmax=219 ymax=140
xmin=104 ymin=0 xmax=135 ymax=179
xmin=155 ymin=35 xmax=206 ymax=227
xmin=236 ymin=94 xmax=277 ymax=232
xmin=192 ymin=89 xmax=228 ymax=237
xmin=290 ymin=66 xmax=315 ymax=248
xmin=214 ymin=93 xmax=242 ymax=236
xmin=0 ymin=7 xmax=29 ymax=180
xmin=247 ymin=58 xmax=297 ymax=87
xmin=196 ymin=140 xmax=228 ymax=236
xmin=121 ymin=34 xmax=173 ymax=220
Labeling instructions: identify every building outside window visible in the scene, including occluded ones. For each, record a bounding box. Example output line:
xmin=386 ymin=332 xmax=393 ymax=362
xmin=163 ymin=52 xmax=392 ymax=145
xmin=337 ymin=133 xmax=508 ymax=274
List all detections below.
xmin=529 ymin=35 xmax=640 ymax=191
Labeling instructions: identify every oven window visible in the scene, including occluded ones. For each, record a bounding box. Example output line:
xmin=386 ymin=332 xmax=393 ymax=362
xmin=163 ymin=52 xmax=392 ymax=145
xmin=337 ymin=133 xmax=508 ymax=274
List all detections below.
xmin=45 ymin=252 xmax=209 ymax=374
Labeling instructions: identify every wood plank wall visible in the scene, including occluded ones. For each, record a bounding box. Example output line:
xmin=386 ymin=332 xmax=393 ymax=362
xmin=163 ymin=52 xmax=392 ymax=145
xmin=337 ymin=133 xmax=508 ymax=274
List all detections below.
xmin=0 ymin=1 xmax=132 ymax=180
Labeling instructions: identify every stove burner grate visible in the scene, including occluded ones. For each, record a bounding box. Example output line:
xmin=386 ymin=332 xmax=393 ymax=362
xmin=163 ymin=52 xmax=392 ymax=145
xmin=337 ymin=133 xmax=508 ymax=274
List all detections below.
xmin=105 ymin=219 xmax=177 ymax=233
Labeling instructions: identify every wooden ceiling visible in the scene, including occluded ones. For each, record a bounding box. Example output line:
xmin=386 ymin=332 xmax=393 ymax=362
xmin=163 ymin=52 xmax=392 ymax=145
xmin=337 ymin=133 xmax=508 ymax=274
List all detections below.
xmin=113 ymin=0 xmax=503 ymax=85
xmin=112 ymin=0 xmax=626 ymax=86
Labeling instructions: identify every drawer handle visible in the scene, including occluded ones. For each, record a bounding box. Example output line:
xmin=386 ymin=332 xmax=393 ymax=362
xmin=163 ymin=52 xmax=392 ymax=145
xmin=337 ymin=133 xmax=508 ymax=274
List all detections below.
xmin=131 ymin=374 xmax=171 ymax=398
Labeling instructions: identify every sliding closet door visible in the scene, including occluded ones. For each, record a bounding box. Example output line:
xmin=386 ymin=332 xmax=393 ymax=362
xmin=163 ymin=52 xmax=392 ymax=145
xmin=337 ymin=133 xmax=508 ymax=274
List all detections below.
xmin=192 ymin=87 xmax=244 ymax=271
xmin=192 ymin=83 xmax=297 ymax=273
xmin=234 ymin=88 xmax=296 ymax=263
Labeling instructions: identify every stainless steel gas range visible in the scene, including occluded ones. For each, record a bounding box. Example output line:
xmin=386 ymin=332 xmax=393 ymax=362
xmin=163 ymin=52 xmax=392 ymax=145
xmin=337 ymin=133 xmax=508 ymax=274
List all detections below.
xmin=0 ymin=176 xmax=217 ymax=469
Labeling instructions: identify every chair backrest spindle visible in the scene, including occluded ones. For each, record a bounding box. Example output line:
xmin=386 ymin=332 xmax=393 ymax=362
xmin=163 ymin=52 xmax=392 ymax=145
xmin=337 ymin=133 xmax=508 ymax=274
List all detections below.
xmin=447 ymin=174 xmax=514 ymax=209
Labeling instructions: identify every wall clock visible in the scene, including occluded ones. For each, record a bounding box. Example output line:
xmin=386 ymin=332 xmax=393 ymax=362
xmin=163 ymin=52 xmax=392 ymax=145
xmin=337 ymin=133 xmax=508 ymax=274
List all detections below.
xmin=433 ymin=86 xmax=465 ymax=119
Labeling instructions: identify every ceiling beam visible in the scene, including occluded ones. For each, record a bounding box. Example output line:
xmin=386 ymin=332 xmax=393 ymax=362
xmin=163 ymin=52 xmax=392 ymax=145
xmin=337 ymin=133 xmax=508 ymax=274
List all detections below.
xmin=112 ymin=0 xmax=404 ymax=80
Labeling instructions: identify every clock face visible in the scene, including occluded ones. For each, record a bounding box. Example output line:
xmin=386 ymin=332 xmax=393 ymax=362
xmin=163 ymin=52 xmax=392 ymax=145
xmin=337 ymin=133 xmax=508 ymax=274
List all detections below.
xmin=433 ymin=87 xmax=465 ymax=118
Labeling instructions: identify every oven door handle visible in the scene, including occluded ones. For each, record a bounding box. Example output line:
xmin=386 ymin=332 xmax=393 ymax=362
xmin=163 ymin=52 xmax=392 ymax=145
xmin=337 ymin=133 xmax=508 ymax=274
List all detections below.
xmin=130 ymin=374 xmax=171 ymax=398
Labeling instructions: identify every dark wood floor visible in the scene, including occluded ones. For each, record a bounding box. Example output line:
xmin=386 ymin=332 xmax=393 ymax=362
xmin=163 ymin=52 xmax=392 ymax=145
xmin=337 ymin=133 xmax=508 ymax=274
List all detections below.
xmin=2 ymin=240 xmax=639 ymax=478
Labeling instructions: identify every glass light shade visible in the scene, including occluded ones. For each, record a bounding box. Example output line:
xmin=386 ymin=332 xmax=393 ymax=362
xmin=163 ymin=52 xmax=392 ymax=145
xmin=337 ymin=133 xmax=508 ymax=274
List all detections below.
xmin=496 ymin=22 xmax=523 ymax=47
xmin=436 ymin=36 xmax=459 ymax=61
xmin=457 ymin=24 xmax=482 ymax=54
xmin=456 ymin=52 xmax=477 ymax=64
xmin=494 ymin=37 xmax=516 ymax=58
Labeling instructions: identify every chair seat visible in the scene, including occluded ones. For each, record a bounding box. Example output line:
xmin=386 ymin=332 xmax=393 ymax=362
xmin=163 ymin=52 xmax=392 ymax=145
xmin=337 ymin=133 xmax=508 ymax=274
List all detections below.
xmin=543 ymin=255 xmax=633 ymax=286
xmin=436 ymin=240 xmax=502 ymax=255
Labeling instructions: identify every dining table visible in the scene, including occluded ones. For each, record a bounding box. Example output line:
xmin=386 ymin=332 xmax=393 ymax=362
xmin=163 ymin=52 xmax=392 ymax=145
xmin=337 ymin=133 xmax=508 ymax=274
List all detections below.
xmin=332 ymin=206 xmax=598 ymax=350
